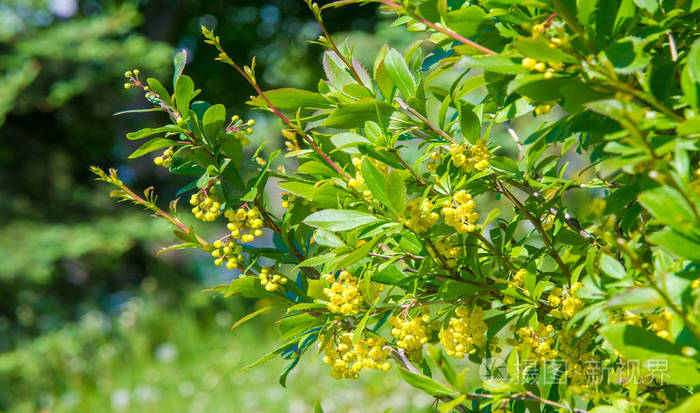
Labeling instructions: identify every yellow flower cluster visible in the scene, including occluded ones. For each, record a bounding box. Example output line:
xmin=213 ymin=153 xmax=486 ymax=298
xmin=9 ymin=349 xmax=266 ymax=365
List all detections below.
xmin=258 ymin=268 xmax=288 ymax=292
xmin=224 ymin=206 xmax=264 ymax=243
xmin=123 ymin=69 xmax=140 ymax=89
xmin=124 ymin=69 xmax=168 ymax=108
xmin=281 ymin=193 xmax=296 ymax=209
xmin=503 ymin=269 xmax=528 ymax=305
xmin=404 ymin=198 xmax=439 ymax=233
xmin=692 ymin=278 xmax=700 ymax=290
xmin=322 ymin=333 xmax=391 ymax=379
xmin=521 ymin=57 xmax=564 ymax=79
xmin=508 ymin=269 xmax=527 ymax=290
xmin=434 ymin=235 xmax=461 ymax=267
xmin=647 ymin=310 xmax=673 ymax=340
xmin=225 ymin=115 xmax=254 ymax=146
xmin=450 ymin=140 xmax=490 ymax=173
xmin=347 ymin=171 xmax=364 ymax=190
xmin=281 ymin=129 xmax=298 ymax=151
xmin=390 ymin=307 xmax=431 ymax=352
xmin=439 ymin=306 xmax=487 ymax=358
xmin=534 ymin=104 xmax=553 ymax=115
xmin=154 ymin=147 xmax=174 ymax=167
xmin=520 ymin=58 xmax=564 ymax=115
xmin=547 ymin=283 xmax=583 ymax=319
xmin=559 ymin=329 xmax=597 ymax=385
xmin=441 ymin=190 xmax=479 ymax=233
xmin=190 ymin=189 xmax=221 ymax=222
xmin=426 ymin=150 xmax=441 ymax=171
xmin=210 ymin=239 xmax=244 ymax=270
xmin=323 ymin=270 xmax=364 ymax=316
xmin=515 ymin=323 xmax=558 ymax=362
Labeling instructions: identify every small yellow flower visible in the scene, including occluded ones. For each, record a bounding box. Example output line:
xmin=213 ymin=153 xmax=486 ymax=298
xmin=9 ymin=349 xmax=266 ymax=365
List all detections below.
xmin=439 ymin=306 xmax=487 ymax=358
xmin=390 ymin=307 xmax=431 ymax=352
xmin=322 ymin=333 xmax=391 ymax=379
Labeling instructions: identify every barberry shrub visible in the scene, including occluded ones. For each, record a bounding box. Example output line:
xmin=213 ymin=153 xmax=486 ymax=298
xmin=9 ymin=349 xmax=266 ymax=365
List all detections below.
xmin=92 ymin=0 xmax=700 ymax=411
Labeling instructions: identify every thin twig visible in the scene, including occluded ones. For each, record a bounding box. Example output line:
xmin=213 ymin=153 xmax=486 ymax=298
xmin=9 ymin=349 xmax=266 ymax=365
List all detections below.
xmin=493 ymin=177 xmax=572 ymax=283
xmin=667 ymin=32 xmax=678 ymax=61
xmin=395 ymin=97 xmax=457 ymax=144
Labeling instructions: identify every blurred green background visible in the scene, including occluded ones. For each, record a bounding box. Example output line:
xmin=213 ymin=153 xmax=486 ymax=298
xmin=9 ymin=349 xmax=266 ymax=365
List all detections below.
xmin=0 ymin=1 xmax=435 ymax=411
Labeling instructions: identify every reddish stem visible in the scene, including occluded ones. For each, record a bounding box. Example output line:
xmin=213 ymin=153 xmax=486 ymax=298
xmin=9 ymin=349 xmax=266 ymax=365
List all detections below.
xmin=376 ymin=0 xmax=497 ymax=56
xmin=218 ymin=52 xmax=349 ymax=179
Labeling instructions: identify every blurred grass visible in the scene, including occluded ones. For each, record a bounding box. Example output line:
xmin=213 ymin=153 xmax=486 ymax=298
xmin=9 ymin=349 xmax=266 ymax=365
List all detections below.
xmin=1 ymin=284 xmax=435 ymax=413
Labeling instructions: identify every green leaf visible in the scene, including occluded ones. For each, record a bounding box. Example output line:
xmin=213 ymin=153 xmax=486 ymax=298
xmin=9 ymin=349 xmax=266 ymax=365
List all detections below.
xmin=233 ymin=342 xmax=295 ymax=376
xmin=677 ymin=117 xmax=700 ymax=136
xmin=373 ymin=45 xmax=395 ymax=100
xmin=202 ymin=103 xmax=226 ymax=143
xmin=278 ymin=181 xmax=316 ymax=199
xmin=507 ymin=74 xmax=570 ymax=102
xmin=613 ymin=0 xmax=636 ymax=36
xmin=600 ymin=324 xmax=700 ymax=385
xmin=514 ymin=38 xmax=577 ymax=63
xmin=688 ymin=39 xmax=700 ymax=86
xmin=445 ymin=6 xmax=485 ymax=38
xmin=247 ymin=88 xmax=331 ymax=112
xmin=633 ymin=0 xmax=658 ymax=13
xmin=214 ymin=276 xmax=285 ymax=301
xmin=386 ymin=169 xmax=407 ymax=215
xmin=462 ymin=56 xmax=527 ymax=74
xmin=128 ymin=138 xmax=174 ymax=159
xmin=560 ymin=80 xmax=612 ymax=112
xmin=174 ymin=75 xmax=195 ymax=118
xmin=606 ymin=287 xmax=663 ymax=309
xmin=231 ymin=304 xmax=280 ymax=331
xmin=398 ymin=368 xmax=460 ymax=397
xmin=323 ymin=51 xmax=355 ymax=90
xmin=322 ymin=99 xmax=395 ymax=129
xmin=113 ymin=108 xmax=164 ymax=116
xmin=648 ymin=229 xmax=700 ymax=261
xmin=602 ymin=37 xmax=651 ymax=74
xmin=439 ymin=280 xmax=479 ymax=300
xmin=384 ymin=49 xmax=417 ymax=98
xmin=297 ymin=161 xmax=338 ymax=177
xmin=577 ymin=0 xmax=599 ymax=26
xmin=599 ymin=254 xmax=626 ymax=279
xmin=639 ymin=186 xmax=697 ymax=233
xmin=296 ymin=253 xmax=337 ymax=268
xmin=364 ymin=121 xmax=385 ymax=145
xmin=313 ymin=229 xmax=346 ymax=248
xmin=459 ymin=104 xmax=480 ymax=144
xmin=147 ymin=78 xmax=171 ymax=106
xmin=330 ymin=132 xmax=372 ymax=154
xmin=666 ymin=393 xmax=700 ymax=413
xmin=278 ymin=313 xmax=319 ymax=342
xmin=681 ymin=39 xmax=700 ymax=109
xmin=125 ymin=125 xmax=180 ymax=140
xmin=374 ymin=265 xmax=406 ymax=285
xmin=589 ymin=407 xmax=624 ymax=413
xmin=303 ymin=209 xmax=381 ymax=232
xmin=333 ymin=237 xmax=381 ymax=269
xmin=361 ymin=159 xmax=392 ymax=211
xmin=438 ymin=394 xmax=467 ymax=413
xmin=172 ymin=49 xmax=187 ymax=88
